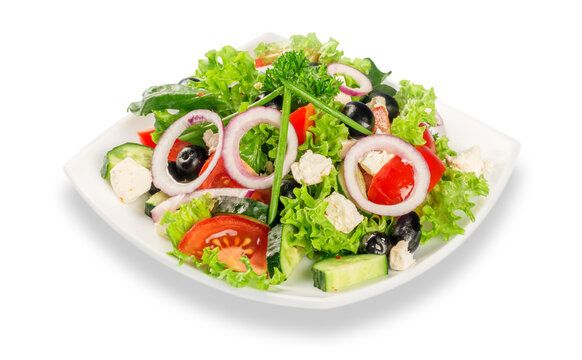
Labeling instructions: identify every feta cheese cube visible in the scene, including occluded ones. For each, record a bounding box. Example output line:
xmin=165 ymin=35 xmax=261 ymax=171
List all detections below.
xmin=366 ymin=96 xmax=387 ymax=110
xmin=359 ymin=150 xmax=394 ymax=176
xmin=203 ymin=129 xmax=219 ymax=153
xmin=290 ymin=150 xmax=333 ymax=186
xmin=324 ymin=192 xmax=364 ymax=234
xmin=389 ymin=240 xmax=415 ymax=271
xmin=110 ymin=157 xmax=152 ymax=204
xmin=446 ymin=146 xmax=493 ymax=176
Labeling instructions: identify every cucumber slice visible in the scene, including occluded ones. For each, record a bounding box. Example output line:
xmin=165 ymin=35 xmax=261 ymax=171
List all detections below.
xmin=145 ymin=191 xmax=169 ymax=218
xmin=267 ymin=224 xmax=305 ymax=278
xmin=211 ymin=196 xmax=269 ymax=223
xmin=101 ymin=142 xmax=154 ymax=180
xmin=312 ymin=254 xmax=388 ymax=292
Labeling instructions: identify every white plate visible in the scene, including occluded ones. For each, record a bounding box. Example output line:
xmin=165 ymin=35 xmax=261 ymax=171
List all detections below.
xmin=64 ymin=33 xmax=520 ymax=309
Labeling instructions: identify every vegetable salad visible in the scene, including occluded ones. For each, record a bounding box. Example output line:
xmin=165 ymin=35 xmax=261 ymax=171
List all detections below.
xmin=102 ymin=33 xmax=490 ymax=292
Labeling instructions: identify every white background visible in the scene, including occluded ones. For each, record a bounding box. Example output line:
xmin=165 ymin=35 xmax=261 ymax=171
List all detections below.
xmin=2 ymin=1 xmax=580 ymax=359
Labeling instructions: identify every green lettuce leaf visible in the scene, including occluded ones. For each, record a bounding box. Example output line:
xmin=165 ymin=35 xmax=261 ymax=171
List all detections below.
xmin=191 ymin=46 xmax=260 ymax=109
xmin=239 ymin=124 xmax=279 ymax=174
xmin=418 ymin=137 xmax=489 ymax=243
xmin=299 ymin=111 xmax=349 ymax=164
xmin=365 ymin=58 xmax=396 ymax=95
xmin=391 ymin=80 xmax=438 ymax=145
xmin=280 ymin=170 xmax=390 ymax=256
xmin=170 ymin=247 xmax=285 ymax=290
xmin=159 ymin=194 xmax=216 ymax=248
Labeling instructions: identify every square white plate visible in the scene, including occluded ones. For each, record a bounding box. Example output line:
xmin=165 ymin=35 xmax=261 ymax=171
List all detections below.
xmin=64 ymin=33 xmax=520 ymax=309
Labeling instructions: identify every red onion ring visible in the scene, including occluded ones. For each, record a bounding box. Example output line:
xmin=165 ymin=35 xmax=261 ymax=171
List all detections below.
xmin=151 ymin=188 xmax=255 ymax=223
xmin=327 ymin=63 xmax=373 ymax=97
xmin=222 ymin=107 xmax=298 ymax=190
xmin=343 ymin=134 xmax=430 ymax=216
xmin=151 ymin=109 xmax=223 ymax=196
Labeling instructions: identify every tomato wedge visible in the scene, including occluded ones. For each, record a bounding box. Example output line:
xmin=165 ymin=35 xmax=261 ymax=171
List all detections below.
xmin=372 ymin=106 xmax=391 ymax=134
xmin=178 ymin=215 xmax=269 ymax=275
xmin=137 ymin=127 xmax=157 ymax=148
xmin=255 ymin=58 xmax=266 ymax=68
xmin=422 ymin=128 xmax=437 ymax=154
xmin=368 ymin=145 xmax=445 ymax=205
xmin=289 ymin=104 xmax=316 ymax=145
xmin=199 ymin=154 xmax=243 ymax=189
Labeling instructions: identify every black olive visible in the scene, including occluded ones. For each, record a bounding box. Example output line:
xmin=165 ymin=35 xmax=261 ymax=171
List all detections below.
xmin=280 ymin=179 xmax=301 ymax=199
xmin=178 ymin=77 xmax=201 ymax=86
xmin=360 ymin=232 xmax=393 ymax=255
xmin=148 ymin=183 xmax=160 ymax=195
xmin=166 ymin=145 xmax=209 ymax=182
xmin=389 ymin=212 xmax=421 ymax=253
xmin=361 ymin=92 xmax=400 ymax=123
xmin=342 ymin=101 xmax=375 ymax=139
xmin=254 ymin=92 xmax=283 ymax=110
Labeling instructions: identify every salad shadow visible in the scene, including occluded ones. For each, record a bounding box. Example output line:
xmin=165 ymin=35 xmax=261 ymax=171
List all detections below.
xmin=63 ymin=164 xmax=523 ymax=335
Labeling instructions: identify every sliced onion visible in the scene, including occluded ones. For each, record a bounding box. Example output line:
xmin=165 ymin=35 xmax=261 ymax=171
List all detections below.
xmin=151 ymin=109 xmax=223 ymax=196
xmin=343 ymin=134 xmax=430 ymax=216
xmin=327 ymin=63 xmax=373 ymax=97
xmin=151 ymin=188 xmax=255 ymax=223
xmin=222 ymin=107 xmax=298 ymax=189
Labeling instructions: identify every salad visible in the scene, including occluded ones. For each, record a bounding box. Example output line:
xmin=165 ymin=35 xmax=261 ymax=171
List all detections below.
xmin=101 ymin=33 xmax=491 ymax=292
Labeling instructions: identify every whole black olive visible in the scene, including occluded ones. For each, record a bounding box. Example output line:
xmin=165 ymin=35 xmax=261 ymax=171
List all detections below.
xmin=359 ymin=231 xmax=393 ymax=255
xmin=342 ymin=101 xmax=375 ymax=139
xmin=389 ymin=212 xmax=421 ymax=253
xmin=175 ymin=145 xmax=209 ymax=181
xmin=148 ymin=183 xmax=160 ymax=195
xmin=167 ymin=161 xmax=186 ymax=182
xmin=178 ymin=77 xmax=201 ymax=86
xmin=280 ymin=179 xmax=301 ymax=199
xmin=254 ymin=92 xmax=283 ymax=110
xmin=361 ymin=92 xmax=400 ymax=123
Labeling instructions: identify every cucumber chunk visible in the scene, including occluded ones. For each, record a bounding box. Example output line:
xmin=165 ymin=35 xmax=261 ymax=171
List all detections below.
xmin=312 ymin=254 xmax=388 ymax=292
xmin=145 ymin=191 xmax=169 ymax=217
xmin=267 ymin=224 xmax=305 ymax=278
xmin=211 ymin=196 xmax=269 ymax=223
xmin=101 ymin=142 xmax=154 ymax=180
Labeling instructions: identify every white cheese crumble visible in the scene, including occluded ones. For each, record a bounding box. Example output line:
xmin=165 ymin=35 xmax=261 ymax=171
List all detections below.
xmin=110 ymin=157 xmax=152 ymax=204
xmin=389 ymin=240 xmax=416 ymax=271
xmin=290 ymin=150 xmax=333 ymax=186
xmin=366 ymin=96 xmax=387 ymax=110
xmin=359 ymin=150 xmax=394 ymax=176
xmin=334 ymin=91 xmax=352 ymax=105
xmin=324 ymin=192 xmax=364 ymax=234
xmin=202 ymin=129 xmax=219 ymax=153
xmin=446 ymin=146 xmax=493 ymax=176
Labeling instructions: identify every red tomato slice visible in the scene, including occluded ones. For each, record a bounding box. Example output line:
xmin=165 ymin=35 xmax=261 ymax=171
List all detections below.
xmin=179 ymin=215 xmax=269 ymax=275
xmin=415 ymin=145 xmax=445 ymax=190
xmin=199 ymin=154 xmax=244 ymax=190
xmin=289 ymin=104 xmax=316 ymax=145
xmin=137 ymin=127 xmax=157 ymax=148
xmin=167 ymin=140 xmax=192 ymax=162
xmin=372 ymin=106 xmax=391 ymax=134
xmin=368 ymin=145 xmax=446 ymax=205
xmin=422 ymin=128 xmax=437 ymax=154
xmin=368 ymin=156 xmax=414 ymax=205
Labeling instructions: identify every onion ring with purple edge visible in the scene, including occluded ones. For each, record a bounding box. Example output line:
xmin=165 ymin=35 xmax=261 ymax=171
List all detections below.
xmin=222 ymin=107 xmax=298 ymax=190
xmin=151 ymin=188 xmax=255 ymax=223
xmin=327 ymin=63 xmax=373 ymax=97
xmin=343 ymin=134 xmax=430 ymax=216
xmin=151 ymin=109 xmax=223 ymax=196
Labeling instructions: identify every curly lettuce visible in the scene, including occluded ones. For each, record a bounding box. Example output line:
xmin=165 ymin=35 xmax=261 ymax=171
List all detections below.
xmin=419 ymin=136 xmax=489 ymax=243
xmin=159 ymin=194 xmax=216 ymax=248
xmin=299 ymin=111 xmax=349 ymax=164
xmin=280 ymin=170 xmax=390 ymax=257
xmin=392 ymin=80 xmax=438 ymax=145
xmin=170 ymin=247 xmax=285 ymax=290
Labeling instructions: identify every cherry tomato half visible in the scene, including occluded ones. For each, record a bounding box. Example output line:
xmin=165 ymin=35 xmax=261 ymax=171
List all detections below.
xmin=178 ymin=215 xmax=269 ymax=275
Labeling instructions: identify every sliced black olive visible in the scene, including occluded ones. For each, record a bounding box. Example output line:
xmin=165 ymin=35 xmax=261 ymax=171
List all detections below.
xmin=254 ymin=92 xmax=283 ymax=110
xmin=280 ymin=179 xmax=301 ymax=199
xmin=389 ymin=212 xmax=421 ymax=253
xmin=178 ymin=77 xmax=201 ymax=86
xmin=342 ymin=101 xmax=375 ymax=139
xmin=361 ymin=92 xmax=400 ymax=123
xmin=359 ymin=231 xmax=393 ymax=255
